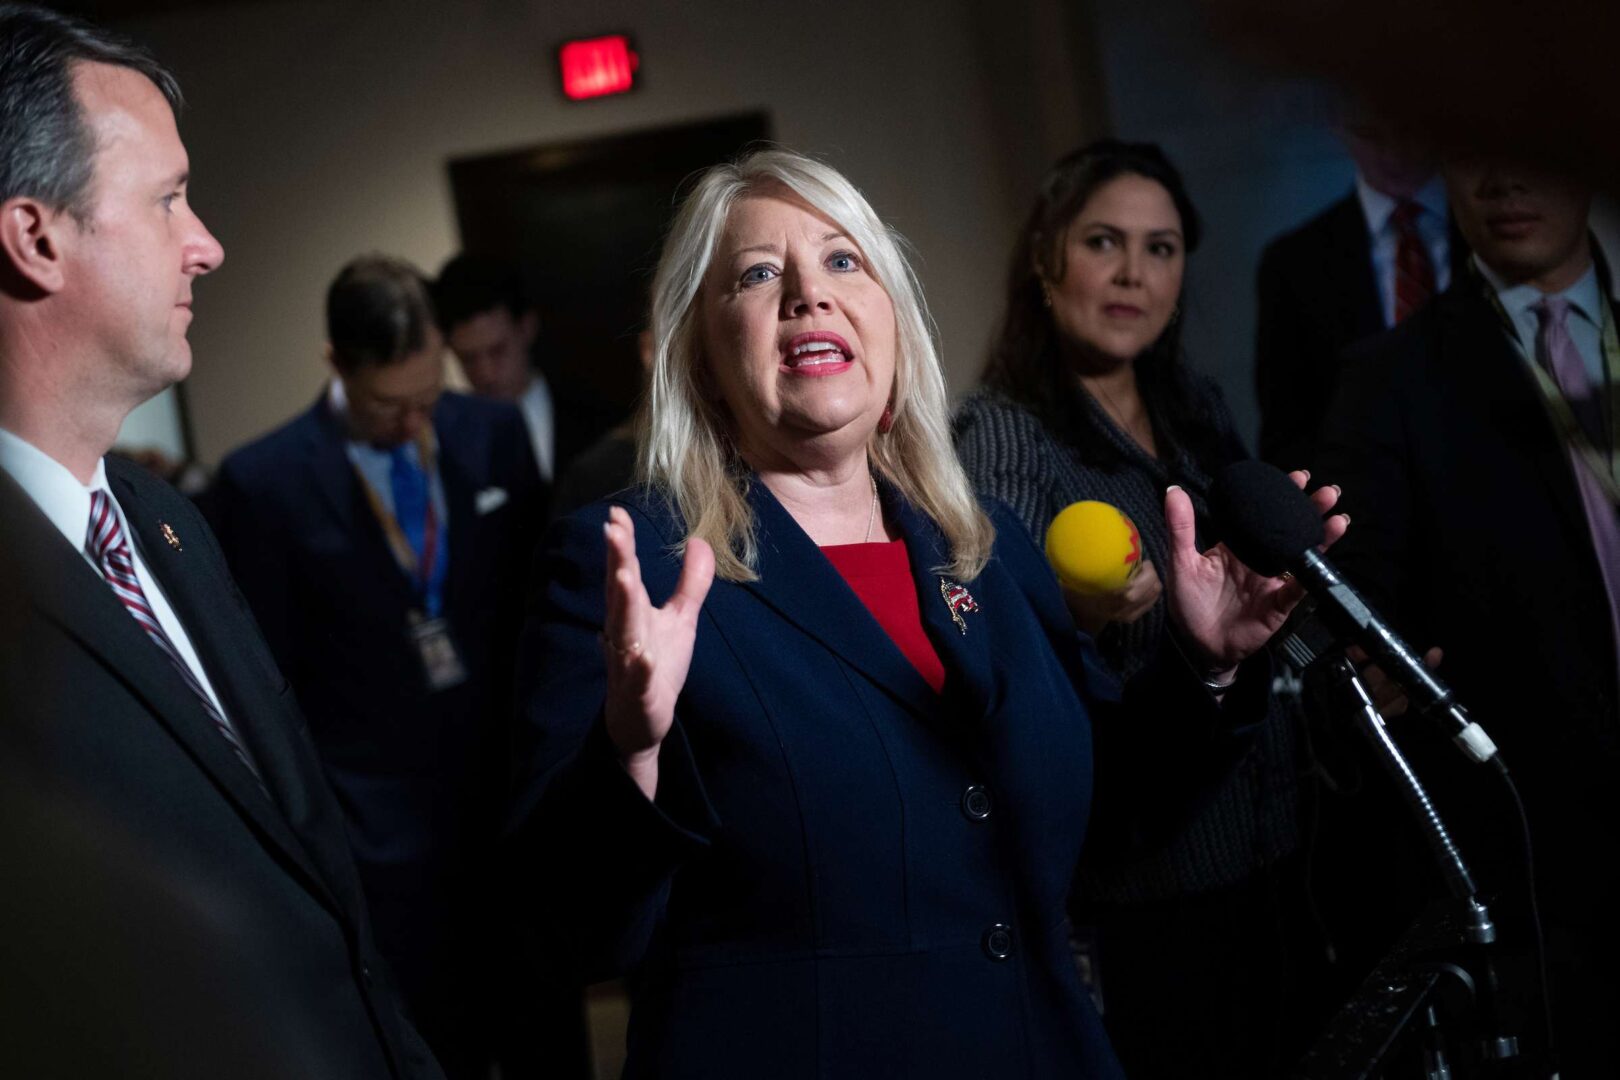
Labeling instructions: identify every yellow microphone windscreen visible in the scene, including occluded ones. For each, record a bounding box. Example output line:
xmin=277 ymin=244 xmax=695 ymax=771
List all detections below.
xmin=1044 ymin=500 xmax=1143 ymax=595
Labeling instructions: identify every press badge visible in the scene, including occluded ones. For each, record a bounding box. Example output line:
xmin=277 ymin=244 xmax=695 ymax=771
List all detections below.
xmin=408 ymin=614 xmax=468 ymax=692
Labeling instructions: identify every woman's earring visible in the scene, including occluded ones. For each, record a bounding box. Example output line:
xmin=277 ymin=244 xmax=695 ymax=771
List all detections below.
xmin=1040 ymin=284 xmax=1053 ymax=309
xmin=878 ymin=404 xmax=895 ymax=434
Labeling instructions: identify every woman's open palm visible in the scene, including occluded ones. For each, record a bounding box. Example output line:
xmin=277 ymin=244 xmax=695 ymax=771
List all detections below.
xmin=1164 ymin=471 xmax=1347 ymax=669
xmin=600 ymin=506 xmax=714 ymax=796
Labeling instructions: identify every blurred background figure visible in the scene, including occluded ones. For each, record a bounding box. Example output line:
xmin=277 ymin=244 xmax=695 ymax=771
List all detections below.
xmin=433 ymin=257 xmax=607 ymax=1079
xmin=434 ymin=252 xmax=616 ymax=493
xmin=549 ymin=322 xmax=652 ymax=519
xmin=1209 ymin=0 xmax=1620 ymax=196
xmin=209 ymin=255 xmax=562 ymax=1078
xmin=955 ymin=140 xmax=1321 ymax=1077
xmin=1316 ymin=156 xmax=1619 ymax=1074
xmin=1255 ymin=109 xmax=1468 ymax=469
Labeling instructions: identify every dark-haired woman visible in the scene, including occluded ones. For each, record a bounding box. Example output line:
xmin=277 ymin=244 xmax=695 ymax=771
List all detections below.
xmin=954 ymin=141 xmax=1321 ymax=1077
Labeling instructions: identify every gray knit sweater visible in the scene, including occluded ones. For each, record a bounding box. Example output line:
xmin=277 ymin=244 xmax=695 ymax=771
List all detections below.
xmin=953 ymin=384 xmax=1300 ymax=903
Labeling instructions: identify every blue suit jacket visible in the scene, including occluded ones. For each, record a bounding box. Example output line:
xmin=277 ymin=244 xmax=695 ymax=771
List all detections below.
xmin=211 ymin=391 xmax=543 ymax=989
xmin=511 ymin=478 xmax=1265 ymax=1079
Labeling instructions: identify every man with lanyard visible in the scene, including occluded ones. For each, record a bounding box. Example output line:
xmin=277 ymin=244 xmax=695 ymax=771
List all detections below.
xmin=212 ymin=255 xmax=550 ymax=1079
xmin=353 ymin=421 xmax=460 ymax=690
xmin=1315 ymin=156 xmax=1618 ymax=1075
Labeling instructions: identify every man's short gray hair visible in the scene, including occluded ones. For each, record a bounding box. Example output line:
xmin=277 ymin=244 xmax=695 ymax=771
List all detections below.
xmin=0 ymin=3 xmax=182 ymax=222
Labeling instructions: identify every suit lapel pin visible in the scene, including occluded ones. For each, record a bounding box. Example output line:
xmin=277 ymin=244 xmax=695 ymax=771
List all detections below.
xmin=939 ymin=578 xmax=979 ymax=635
xmin=160 ymin=521 xmax=182 ymax=551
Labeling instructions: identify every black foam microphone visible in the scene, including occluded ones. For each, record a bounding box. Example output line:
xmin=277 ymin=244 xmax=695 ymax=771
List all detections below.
xmin=1209 ymin=460 xmax=1499 ymax=765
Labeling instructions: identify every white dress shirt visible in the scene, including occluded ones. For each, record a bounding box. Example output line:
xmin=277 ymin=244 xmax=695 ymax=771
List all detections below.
xmin=517 ymin=375 xmax=556 ymax=483
xmin=1356 ymin=173 xmax=1453 ymax=328
xmin=0 ymin=426 xmax=232 ymax=724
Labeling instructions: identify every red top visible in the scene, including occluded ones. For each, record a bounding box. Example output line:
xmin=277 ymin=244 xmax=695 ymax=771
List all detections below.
xmin=822 ymin=538 xmax=946 ymax=693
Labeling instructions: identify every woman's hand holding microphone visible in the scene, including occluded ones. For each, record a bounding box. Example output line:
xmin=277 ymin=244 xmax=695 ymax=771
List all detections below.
xmin=1060 ymin=560 xmax=1162 ymax=637
xmin=1047 ymin=499 xmax=1163 ymax=636
xmin=1045 ymin=475 xmax=1350 ymax=683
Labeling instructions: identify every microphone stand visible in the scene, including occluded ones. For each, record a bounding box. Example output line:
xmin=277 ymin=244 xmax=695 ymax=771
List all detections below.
xmin=1293 ymin=655 xmax=1535 ymax=1079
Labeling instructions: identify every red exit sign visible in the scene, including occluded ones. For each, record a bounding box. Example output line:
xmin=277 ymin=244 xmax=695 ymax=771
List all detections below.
xmin=558 ymin=35 xmax=639 ymax=101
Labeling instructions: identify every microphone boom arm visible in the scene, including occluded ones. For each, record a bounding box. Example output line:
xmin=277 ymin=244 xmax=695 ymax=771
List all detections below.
xmin=1297 ymin=549 xmax=1499 ymax=766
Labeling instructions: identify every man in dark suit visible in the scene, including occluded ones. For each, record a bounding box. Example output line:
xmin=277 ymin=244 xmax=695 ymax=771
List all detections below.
xmin=433 ymin=252 xmax=616 ymax=491
xmin=1315 ymin=157 xmax=1618 ymax=1075
xmin=1256 ymin=118 xmax=1467 ymax=468
xmin=0 ymin=7 xmax=440 ymax=1078
xmin=211 ymin=255 xmax=556 ymax=1077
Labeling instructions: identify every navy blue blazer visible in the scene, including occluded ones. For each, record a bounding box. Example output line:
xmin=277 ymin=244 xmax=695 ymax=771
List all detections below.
xmin=510 ymin=478 xmax=1265 ymax=1079
xmin=211 ymin=389 xmax=543 ymax=977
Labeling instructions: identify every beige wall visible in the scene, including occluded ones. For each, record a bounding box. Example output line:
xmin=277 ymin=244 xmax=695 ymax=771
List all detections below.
xmin=116 ymin=0 xmax=1101 ymax=464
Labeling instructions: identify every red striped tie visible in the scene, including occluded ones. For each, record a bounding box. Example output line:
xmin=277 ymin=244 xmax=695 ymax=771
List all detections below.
xmin=85 ymin=489 xmax=266 ymax=789
xmin=1392 ymin=200 xmax=1436 ymax=323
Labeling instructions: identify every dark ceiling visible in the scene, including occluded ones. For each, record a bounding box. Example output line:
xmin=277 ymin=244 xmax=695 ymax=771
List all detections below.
xmin=59 ymin=0 xmax=245 ymax=20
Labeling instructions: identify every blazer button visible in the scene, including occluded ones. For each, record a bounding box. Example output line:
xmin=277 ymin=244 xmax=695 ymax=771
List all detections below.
xmin=982 ymin=923 xmax=1014 ymax=961
xmin=360 ymin=964 xmax=373 ymax=984
xmin=961 ymin=784 xmax=993 ymax=821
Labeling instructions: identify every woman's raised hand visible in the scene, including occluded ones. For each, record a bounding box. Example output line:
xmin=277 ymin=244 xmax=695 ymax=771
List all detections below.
xmin=1163 ymin=471 xmax=1347 ymax=672
xmin=601 ymin=505 xmax=715 ymax=799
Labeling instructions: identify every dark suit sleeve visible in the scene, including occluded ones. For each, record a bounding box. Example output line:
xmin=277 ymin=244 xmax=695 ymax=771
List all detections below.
xmin=494 ymin=402 xmax=548 ymax=543
xmin=484 ymin=403 xmax=548 ymax=776
xmin=506 ymin=505 xmax=717 ymax=979
xmin=1096 ymin=641 xmax=1273 ymax=858
xmin=1255 ymin=238 xmax=1318 ymax=469
xmin=1312 ymin=340 xmax=1416 ymax=622
xmin=208 ymin=458 xmax=296 ymax=676
xmin=1188 ymin=371 xmax=1252 ymax=467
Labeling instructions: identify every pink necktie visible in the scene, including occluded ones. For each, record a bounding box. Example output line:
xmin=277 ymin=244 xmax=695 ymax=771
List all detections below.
xmin=1532 ymin=297 xmax=1620 ymax=697
xmin=85 ymin=489 xmax=265 ymax=789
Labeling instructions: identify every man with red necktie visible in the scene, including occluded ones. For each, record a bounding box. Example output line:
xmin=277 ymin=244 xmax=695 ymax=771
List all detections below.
xmin=1255 ymin=112 xmax=1468 ymax=469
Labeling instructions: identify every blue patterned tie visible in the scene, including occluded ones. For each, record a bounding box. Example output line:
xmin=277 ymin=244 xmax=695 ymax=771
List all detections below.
xmin=389 ymin=444 xmax=428 ymax=563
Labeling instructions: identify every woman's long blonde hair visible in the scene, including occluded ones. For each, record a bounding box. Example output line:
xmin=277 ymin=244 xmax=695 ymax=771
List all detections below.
xmin=638 ymin=148 xmax=993 ymax=583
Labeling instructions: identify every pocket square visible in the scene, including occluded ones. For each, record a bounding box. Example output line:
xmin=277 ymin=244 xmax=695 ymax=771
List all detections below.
xmin=475 ymin=487 xmax=509 ymax=514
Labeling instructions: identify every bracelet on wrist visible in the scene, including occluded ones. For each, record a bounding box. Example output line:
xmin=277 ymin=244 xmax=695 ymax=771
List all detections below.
xmin=1169 ymin=630 xmax=1239 ymax=694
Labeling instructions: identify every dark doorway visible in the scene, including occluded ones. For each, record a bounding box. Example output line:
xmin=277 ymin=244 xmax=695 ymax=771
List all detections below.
xmin=447 ymin=112 xmax=771 ymax=428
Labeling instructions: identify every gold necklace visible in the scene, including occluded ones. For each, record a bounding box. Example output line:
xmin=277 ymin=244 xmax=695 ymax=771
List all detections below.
xmin=1087 ymin=376 xmax=1153 ymax=453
